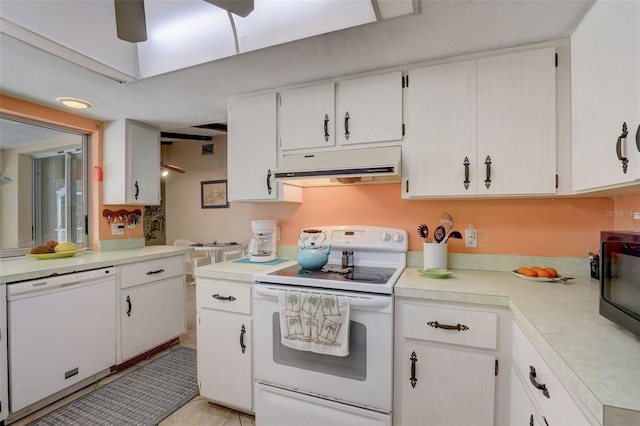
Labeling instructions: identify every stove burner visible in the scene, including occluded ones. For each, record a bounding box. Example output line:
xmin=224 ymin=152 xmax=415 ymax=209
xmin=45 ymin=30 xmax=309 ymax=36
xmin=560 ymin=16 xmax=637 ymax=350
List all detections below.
xmin=269 ymin=264 xmax=397 ymax=285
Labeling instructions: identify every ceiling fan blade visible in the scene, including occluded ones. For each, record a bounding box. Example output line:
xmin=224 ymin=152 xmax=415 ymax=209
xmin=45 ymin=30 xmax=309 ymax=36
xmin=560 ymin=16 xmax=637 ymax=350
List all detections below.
xmin=114 ymin=0 xmax=147 ymax=42
xmin=204 ymin=0 xmax=254 ymax=17
xmin=161 ymin=162 xmax=186 ymax=174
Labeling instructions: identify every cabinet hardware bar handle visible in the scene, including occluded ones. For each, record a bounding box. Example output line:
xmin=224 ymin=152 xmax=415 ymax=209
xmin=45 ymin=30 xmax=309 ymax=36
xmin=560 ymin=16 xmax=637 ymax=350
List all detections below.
xmin=146 ymin=268 xmax=165 ymax=275
xmin=266 ymin=169 xmax=272 ymax=195
xmin=463 ymin=156 xmax=470 ymax=190
xmin=240 ymin=324 xmax=246 ymax=353
xmin=616 ymin=122 xmax=629 ymax=173
xmin=126 ymin=295 xmax=132 ymax=317
xmin=134 ymin=181 xmax=139 ymax=200
xmin=529 ymin=366 xmax=550 ymax=398
xmin=410 ymin=351 xmax=417 ymax=388
xmin=427 ymin=321 xmax=469 ymax=331
xmin=212 ymin=294 xmax=236 ymax=301
xmin=635 ymin=123 xmax=639 ymax=152
xmin=529 ymin=414 xmax=534 ymax=426
xmin=484 ymin=155 xmax=492 ymax=189
xmin=344 ymin=112 xmax=350 ymax=140
xmin=324 ymin=114 xmax=330 ymax=141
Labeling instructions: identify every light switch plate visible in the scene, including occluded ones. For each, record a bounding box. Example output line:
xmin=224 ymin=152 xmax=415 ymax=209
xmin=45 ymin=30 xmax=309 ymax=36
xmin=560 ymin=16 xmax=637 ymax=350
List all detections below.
xmin=111 ymin=223 xmax=124 ymax=235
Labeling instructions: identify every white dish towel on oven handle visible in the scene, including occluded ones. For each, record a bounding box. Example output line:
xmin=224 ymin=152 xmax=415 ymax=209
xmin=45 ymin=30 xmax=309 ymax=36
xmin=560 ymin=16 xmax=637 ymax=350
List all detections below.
xmin=278 ymin=290 xmax=351 ymax=357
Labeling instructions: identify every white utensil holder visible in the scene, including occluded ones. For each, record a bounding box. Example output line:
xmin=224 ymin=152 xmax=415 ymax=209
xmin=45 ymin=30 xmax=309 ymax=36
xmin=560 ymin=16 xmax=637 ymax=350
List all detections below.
xmin=423 ymin=243 xmax=448 ymax=269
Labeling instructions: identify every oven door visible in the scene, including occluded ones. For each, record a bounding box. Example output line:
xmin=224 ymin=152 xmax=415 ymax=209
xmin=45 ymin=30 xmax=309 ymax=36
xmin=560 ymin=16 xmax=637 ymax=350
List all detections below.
xmin=253 ymin=283 xmax=393 ymax=413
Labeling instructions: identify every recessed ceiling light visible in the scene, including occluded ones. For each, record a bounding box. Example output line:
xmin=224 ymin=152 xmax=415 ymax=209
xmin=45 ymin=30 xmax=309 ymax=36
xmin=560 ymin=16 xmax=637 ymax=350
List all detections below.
xmin=56 ymin=97 xmax=92 ymax=109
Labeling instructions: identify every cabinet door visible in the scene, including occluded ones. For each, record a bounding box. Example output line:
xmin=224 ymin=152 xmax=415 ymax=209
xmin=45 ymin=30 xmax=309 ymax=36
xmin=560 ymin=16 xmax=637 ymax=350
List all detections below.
xmin=336 ymin=71 xmax=403 ymax=146
xmin=198 ymin=310 xmax=252 ymax=411
xmin=510 ymin=368 xmax=545 ymax=426
xmin=403 ymin=61 xmax=477 ymax=197
xmin=227 ymin=93 xmax=279 ymax=201
xmin=120 ymin=277 xmax=186 ymax=361
xmin=279 ymin=83 xmax=336 ymax=151
xmin=128 ymin=121 xmax=160 ymax=205
xmin=398 ymin=342 xmax=495 ymax=426
xmin=571 ymin=0 xmax=640 ymax=192
xmin=0 ymin=284 xmax=6 ymax=422
xmin=477 ymin=47 xmax=556 ymax=195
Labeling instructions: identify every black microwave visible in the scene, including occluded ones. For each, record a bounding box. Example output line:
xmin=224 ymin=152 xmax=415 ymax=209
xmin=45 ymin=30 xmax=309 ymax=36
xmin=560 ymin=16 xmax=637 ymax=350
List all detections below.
xmin=600 ymin=231 xmax=640 ymax=338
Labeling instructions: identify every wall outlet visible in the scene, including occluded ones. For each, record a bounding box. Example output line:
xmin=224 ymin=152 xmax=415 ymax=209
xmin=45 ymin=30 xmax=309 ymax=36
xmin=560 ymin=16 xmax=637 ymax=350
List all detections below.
xmin=111 ymin=223 xmax=124 ymax=235
xmin=465 ymin=227 xmax=477 ymax=248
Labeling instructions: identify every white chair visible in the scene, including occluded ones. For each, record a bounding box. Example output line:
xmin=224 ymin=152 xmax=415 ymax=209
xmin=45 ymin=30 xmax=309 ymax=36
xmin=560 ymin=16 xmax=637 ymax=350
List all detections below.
xmin=174 ymin=239 xmax=210 ymax=283
xmin=222 ymin=245 xmax=248 ymax=262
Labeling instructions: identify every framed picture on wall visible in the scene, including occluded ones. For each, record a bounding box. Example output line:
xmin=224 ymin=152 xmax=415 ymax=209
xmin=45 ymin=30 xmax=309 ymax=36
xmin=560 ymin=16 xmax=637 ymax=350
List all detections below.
xmin=201 ymin=180 xmax=229 ymax=209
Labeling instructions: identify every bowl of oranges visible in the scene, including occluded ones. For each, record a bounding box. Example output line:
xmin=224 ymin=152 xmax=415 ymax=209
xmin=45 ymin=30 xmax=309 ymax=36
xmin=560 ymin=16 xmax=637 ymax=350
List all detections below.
xmin=512 ymin=266 xmax=562 ymax=282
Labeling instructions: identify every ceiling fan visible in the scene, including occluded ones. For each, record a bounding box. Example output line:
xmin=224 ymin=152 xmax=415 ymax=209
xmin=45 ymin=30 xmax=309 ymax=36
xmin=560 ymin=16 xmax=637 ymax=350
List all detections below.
xmin=114 ymin=0 xmax=254 ymax=43
xmin=161 ymin=159 xmax=186 ymax=174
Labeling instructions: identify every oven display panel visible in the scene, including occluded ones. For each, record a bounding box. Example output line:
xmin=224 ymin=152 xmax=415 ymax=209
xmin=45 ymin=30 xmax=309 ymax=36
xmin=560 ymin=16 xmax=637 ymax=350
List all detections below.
xmin=330 ymin=230 xmax=366 ymax=242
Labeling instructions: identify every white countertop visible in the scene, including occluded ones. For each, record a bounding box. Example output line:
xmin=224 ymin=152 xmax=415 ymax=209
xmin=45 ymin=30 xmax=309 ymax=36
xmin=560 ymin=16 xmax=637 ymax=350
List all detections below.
xmin=0 ymin=246 xmax=192 ymax=284
xmin=195 ymin=259 xmax=297 ymax=283
xmin=396 ymin=268 xmax=640 ymax=425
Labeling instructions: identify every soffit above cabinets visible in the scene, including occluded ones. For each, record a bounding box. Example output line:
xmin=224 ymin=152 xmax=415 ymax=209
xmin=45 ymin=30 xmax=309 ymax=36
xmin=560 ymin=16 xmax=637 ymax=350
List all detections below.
xmin=0 ymin=0 xmax=416 ymax=82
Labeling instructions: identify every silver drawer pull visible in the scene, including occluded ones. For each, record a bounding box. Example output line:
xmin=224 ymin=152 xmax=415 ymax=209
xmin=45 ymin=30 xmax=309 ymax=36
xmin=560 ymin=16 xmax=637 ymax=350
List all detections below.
xmin=212 ymin=294 xmax=236 ymax=302
xmin=529 ymin=366 xmax=550 ymax=398
xmin=427 ymin=321 xmax=469 ymax=331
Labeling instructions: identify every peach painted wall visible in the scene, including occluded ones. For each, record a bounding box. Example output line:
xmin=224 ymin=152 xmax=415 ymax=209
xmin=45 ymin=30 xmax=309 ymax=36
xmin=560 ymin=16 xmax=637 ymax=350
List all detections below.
xmin=613 ymin=194 xmax=640 ymax=231
xmin=249 ymin=183 xmax=622 ymax=257
xmin=0 ymin=95 xmax=143 ymax=249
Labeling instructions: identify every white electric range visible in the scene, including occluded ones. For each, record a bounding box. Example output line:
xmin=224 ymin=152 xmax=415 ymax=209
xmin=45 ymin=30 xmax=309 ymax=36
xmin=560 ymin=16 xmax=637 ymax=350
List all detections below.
xmin=253 ymin=225 xmax=408 ymax=426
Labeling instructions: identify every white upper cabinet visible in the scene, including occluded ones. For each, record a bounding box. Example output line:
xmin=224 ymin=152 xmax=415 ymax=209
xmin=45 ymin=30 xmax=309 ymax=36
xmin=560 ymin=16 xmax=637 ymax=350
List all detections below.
xmin=227 ymin=93 xmax=302 ymax=202
xmin=571 ymin=0 xmax=640 ymax=193
xmin=279 ymin=83 xmax=336 ymax=151
xmin=336 ymin=71 xmax=404 ymax=146
xmin=103 ymin=119 xmax=160 ymax=205
xmin=403 ymin=47 xmax=557 ymax=198
xmin=476 ymin=47 xmax=556 ymax=196
xmin=403 ymin=60 xmax=477 ymax=197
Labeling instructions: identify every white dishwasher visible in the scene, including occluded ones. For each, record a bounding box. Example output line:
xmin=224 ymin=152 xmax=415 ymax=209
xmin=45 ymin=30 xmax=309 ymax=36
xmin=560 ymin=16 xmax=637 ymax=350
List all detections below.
xmin=7 ymin=267 xmax=116 ymax=412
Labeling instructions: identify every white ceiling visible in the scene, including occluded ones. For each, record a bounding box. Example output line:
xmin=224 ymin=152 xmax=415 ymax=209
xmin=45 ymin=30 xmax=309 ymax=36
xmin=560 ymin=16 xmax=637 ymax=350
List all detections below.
xmin=0 ymin=0 xmax=595 ymax=135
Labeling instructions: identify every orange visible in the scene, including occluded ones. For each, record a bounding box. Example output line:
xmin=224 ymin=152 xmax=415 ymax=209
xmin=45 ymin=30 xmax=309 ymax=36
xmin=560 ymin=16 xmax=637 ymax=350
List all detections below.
xmin=544 ymin=267 xmax=558 ymax=278
xmin=531 ymin=267 xmax=551 ymax=278
xmin=517 ymin=267 xmax=537 ymax=277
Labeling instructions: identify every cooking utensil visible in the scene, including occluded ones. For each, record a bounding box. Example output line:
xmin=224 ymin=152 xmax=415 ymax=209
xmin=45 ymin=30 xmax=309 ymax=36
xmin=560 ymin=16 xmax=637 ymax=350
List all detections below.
xmin=418 ymin=224 xmax=429 ymax=241
xmin=444 ymin=230 xmax=462 ymax=244
xmin=441 ymin=212 xmax=454 ymax=236
xmin=434 ymin=225 xmax=446 ymax=243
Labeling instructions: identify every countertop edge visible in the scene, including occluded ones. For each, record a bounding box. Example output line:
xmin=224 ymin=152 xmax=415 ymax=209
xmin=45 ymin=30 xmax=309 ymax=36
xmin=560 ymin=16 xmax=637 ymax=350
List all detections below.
xmin=1 ymin=246 xmax=192 ymax=283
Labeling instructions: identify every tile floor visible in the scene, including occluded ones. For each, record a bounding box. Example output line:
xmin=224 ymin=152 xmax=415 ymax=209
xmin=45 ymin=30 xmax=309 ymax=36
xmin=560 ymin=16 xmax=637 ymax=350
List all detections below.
xmin=11 ymin=277 xmax=256 ymax=426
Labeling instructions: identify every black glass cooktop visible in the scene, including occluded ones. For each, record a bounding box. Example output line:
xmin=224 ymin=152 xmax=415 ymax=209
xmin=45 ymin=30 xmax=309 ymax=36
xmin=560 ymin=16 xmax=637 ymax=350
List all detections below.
xmin=267 ymin=264 xmax=397 ymax=285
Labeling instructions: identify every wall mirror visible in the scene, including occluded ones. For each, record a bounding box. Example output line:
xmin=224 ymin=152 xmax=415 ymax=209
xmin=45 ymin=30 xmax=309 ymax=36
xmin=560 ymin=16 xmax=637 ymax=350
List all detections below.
xmin=0 ymin=115 xmax=89 ymax=257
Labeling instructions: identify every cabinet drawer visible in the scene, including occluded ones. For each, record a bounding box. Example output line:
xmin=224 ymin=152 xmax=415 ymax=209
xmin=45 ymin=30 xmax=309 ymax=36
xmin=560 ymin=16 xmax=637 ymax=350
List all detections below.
xmin=512 ymin=322 xmax=590 ymax=425
xmin=119 ymin=256 xmax=184 ymax=289
xmin=197 ymin=279 xmax=251 ymax=315
xmin=403 ymin=303 xmax=497 ymax=349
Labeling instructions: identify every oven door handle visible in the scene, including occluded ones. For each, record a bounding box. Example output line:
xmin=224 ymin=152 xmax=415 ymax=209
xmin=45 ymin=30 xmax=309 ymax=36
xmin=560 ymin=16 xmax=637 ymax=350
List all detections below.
xmin=254 ymin=286 xmax=391 ymax=308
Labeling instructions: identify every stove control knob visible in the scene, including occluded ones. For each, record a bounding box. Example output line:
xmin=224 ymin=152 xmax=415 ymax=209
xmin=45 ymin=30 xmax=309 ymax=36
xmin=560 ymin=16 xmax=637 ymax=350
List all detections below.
xmin=392 ymin=233 xmax=404 ymax=243
xmin=380 ymin=232 xmax=390 ymax=241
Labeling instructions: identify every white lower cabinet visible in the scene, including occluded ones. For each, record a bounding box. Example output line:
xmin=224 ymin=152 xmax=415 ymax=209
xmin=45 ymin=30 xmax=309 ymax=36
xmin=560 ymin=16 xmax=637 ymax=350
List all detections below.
xmin=197 ymin=278 xmax=253 ymax=412
xmin=394 ymin=298 xmax=512 ymax=426
xmin=117 ymin=256 xmax=187 ymax=363
xmin=511 ymin=321 xmax=592 ymax=425
xmin=0 ymin=284 xmax=7 ymax=423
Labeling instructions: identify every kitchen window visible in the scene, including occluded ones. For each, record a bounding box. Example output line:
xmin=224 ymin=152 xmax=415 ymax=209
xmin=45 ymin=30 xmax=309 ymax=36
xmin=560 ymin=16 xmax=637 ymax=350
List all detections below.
xmin=0 ymin=115 xmax=90 ymax=257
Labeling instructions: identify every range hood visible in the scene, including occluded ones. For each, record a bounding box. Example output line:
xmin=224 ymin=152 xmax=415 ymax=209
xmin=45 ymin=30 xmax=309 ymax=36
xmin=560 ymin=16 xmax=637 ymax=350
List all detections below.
xmin=274 ymin=146 xmax=401 ymax=187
